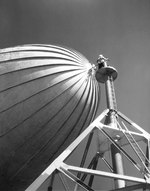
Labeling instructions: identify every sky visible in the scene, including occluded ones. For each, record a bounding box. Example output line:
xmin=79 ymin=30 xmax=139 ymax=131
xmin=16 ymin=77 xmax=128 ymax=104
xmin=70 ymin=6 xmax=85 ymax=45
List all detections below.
xmin=0 ymin=0 xmax=150 ymax=190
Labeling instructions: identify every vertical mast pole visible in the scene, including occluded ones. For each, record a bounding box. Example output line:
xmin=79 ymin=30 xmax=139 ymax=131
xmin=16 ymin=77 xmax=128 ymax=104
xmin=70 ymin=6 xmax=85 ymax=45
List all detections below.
xmin=96 ymin=55 xmax=125 ymax=189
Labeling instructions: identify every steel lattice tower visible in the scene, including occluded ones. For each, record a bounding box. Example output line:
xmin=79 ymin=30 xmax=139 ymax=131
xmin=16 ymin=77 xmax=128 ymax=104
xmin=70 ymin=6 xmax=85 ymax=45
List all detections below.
xmin=26 ymin=55 xmax=150 ymax=191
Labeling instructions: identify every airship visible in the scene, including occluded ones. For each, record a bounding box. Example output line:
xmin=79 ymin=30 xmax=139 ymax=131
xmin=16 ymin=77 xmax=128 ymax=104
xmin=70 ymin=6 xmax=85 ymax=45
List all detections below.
xmin=0 ymin=44 xmax=100 ymax=190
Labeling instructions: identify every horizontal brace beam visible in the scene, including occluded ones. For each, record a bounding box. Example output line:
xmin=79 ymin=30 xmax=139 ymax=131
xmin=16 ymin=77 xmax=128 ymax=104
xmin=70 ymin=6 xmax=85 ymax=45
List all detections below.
xmin=62 ymin=164 xmax=149 ymax=184
xmin=100 ymin=123 xmax=146 ymax=140
xmin=95 ymin=122 xmax=146 ymax=154
xmin=109 ymin=183 xmax=150 ymax=191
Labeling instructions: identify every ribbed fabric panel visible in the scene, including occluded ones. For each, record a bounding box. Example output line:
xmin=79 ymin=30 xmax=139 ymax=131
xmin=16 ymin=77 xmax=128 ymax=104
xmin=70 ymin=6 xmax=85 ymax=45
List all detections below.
xmin=0 ymin=44 xmax=100 ymax=191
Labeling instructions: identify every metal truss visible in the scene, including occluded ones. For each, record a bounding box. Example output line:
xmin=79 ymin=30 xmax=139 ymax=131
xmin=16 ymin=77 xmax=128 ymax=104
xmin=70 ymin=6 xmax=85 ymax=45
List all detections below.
xmin=26 ymin=109 xmax=150 ymax=191
xmin=26 ymin=55 xmax=150 ymax=191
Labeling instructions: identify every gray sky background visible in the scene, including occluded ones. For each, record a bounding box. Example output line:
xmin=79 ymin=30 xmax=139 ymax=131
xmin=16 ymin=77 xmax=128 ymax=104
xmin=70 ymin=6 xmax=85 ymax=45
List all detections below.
xmin=0 ymin=0 xmax=150 ymax=190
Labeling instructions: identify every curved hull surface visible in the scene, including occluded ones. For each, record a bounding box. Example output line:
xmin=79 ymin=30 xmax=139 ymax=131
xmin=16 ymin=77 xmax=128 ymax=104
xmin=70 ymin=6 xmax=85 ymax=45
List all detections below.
xmin=0 ymin=44 xmax=100 ymax=190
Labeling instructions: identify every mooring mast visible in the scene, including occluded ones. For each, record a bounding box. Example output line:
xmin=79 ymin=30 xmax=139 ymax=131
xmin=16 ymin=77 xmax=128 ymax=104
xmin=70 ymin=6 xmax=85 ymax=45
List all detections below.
xmin=26 ymin=55 xmax=150 ymax=191
xmin=96 ymin=55 xmax=125 ymax=189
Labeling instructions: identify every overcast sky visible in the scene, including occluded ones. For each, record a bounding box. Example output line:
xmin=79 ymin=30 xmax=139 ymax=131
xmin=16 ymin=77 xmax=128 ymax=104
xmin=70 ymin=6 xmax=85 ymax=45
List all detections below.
xmin=0 ymin=0 xmax=150 ymax=190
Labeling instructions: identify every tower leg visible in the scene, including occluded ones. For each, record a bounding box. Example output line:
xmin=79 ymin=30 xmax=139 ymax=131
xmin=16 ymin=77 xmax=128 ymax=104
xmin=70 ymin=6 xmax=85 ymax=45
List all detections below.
xmin=144 ymin=139 xmax=150 ymax=191
xmin=146 ymin=139 xmax=150 ymax=171
xmin=111 ymin=139 xmax=125 ymax=189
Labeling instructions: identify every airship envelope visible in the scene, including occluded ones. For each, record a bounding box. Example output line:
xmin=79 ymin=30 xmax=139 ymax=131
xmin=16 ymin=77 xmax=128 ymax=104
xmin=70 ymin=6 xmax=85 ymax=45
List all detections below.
xmin=0 ymin=44 xmax=100 ymax=190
